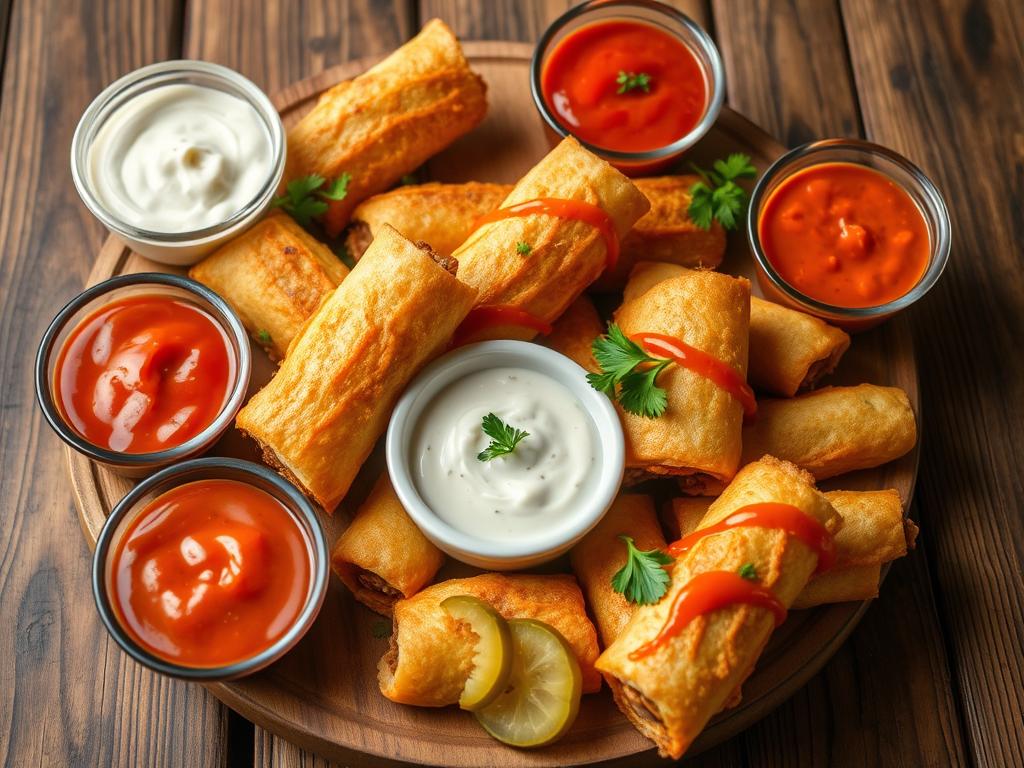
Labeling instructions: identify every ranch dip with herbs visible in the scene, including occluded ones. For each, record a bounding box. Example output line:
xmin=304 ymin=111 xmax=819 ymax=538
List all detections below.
xmin=412 ymin=366 xmax=598 ymax=542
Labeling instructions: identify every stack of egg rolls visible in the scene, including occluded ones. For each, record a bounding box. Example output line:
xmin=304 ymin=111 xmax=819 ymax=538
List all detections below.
xmin=236 ymin=225 xmax=477 ymax=512
xmin=189 ymin=212 xmax=349 ymax=360
xmin=379 ymin=573 xmax=602 ymax=706
xmin=596 ymin=457 xmax=842 ymax=759
xmin=284 ymin=19 xmax=487 ymax=236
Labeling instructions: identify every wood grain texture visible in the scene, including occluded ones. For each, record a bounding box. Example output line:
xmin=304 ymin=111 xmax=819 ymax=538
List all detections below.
xmin=841 ymin=0 xmax=1024 ymax=764
xmin=0 ymin=1 xmax=229 ymax=767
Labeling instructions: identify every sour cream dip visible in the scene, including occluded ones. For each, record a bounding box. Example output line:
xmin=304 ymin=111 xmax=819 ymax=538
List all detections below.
xmin=86 ymin=83 xmax=273 ymax=232
xmin=412 ymin=367 xmax=598 ymax=543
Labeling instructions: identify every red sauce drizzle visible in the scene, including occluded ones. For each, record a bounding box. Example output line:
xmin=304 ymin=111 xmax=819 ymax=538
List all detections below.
xmin=453 ymin=304 xmax=554 ymax=346
xmin=628 ymin=571 xmax=786 ymax=661
xmin=631 ymin=332 xmax=757 ymax=420
xmin=470 ymin=198 xmax=620 ymax=270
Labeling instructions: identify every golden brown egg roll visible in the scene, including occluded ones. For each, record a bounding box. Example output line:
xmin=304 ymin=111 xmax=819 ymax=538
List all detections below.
xmin=284 ymin=19 xmax=487 ymax=236
xmin=331 ymin=474 xmax=445 ymax=616
xmin=543 ymin=294 xmax=603 ymax=372
xmin=379 ymin=573 xmax=602 ymax=706
xmin=741 ymin=384 xmax=917 ymax=480
xmin=188 ymin=213 xmax=349 ymax=360
xmin=236 ymin=225 xmax=477 ymax=512
xmin=450 ymin=137 xmax=649 ymax=340
xmin=596 ymin=457 xmax=842 ymax=759
xmin=625 ymin=261 xmax=850 ymax=396
xmin=615 ymin=268 xmax=751 ymax=493
xmin=568 ymin=495 xmax=667 ymax=648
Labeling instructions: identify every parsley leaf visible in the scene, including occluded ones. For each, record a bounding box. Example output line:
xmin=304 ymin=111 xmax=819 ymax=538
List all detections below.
xmin=371 ymin=620 xmax=391 ymax=639
xmin=687 ymin=154 xmax=757 ymax=231
xmin=738 ymin=563 xmax=758 ymax=581
xmin=611 ymin=535 xmax=674 ymax=605
xmin=586 ymin=324 xmax=671 ymax=418
xmin=272 ymin=172 xmax=352 ymax=227
xmin=319 ymin=172 xmax=352 ymax=201
xmin=255 ymin=329 xmax=272 ymax=345
xmin=477 ymin=413 xmax=530 ymax=461
xmin=616 ymin=70 xmax=652 ymax=94
xmin=516 ymin=241 xmax=532 ymax=256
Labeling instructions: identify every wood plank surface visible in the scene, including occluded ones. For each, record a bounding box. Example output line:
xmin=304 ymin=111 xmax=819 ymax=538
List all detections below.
xmin=840 ymin=0 xmax=1024 ymax=764
xmin=0 ymin=1 xmax=231 ymax=767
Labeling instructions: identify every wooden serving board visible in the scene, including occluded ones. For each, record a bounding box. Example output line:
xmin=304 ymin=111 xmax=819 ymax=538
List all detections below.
xmin=68 ymin=42 xmax=919 ymax=767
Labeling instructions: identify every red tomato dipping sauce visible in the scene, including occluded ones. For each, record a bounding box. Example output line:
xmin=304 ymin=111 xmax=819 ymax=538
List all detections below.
xmin=541 ymin=20 xmax=708 ymax=152
xmin=758 ymin=162 xmax=930 ymax=308
xmin=55 ymin=294 xmax=234 ymax=453
xmin=111 ymin=479 xmax=312 ymax=667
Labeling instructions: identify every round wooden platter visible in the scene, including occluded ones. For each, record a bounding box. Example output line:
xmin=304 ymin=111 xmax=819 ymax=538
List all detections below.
xmin=68 ymin=42 xmax=920 ymax=767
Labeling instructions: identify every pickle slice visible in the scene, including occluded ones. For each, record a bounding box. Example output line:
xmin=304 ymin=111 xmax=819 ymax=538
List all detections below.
xmin=474 ymin=618 xmax=582 ymax=748
xmin=441 ymin=595 xmax=513 ymax=711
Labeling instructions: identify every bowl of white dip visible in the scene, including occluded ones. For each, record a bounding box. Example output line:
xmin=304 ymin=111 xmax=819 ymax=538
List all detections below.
xmin=387 ymin=341 xmax=625 ymax=570
xmin=72 ymin=60 xmax=285 ymax=266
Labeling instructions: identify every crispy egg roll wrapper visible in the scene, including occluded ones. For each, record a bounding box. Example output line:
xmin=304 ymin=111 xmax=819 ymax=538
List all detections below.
xmin=625 ymin=262 xmax=850 ymax=396
xmin=236 ymin=225 xmax=477 ymax=512
xmin=741 ymin=384 xmax=917 ymax=480
xmin=616 ymin=268 xmax=750 ymax=493
xmin=596 ymin=457 xmax=842 ymax=759
xmin=285 ymin=19 xmax=487 ymax=236
xmin=544 ymin=294 xmax=603 ymax=372
xmin=379 ymin=573 xmax=602 ymax=705
xmin=569 ymin=495 xmax=667 ymax=648
xmin=189 ymin=213 xmax=348 ymax=360
xmin=450 ymin=137 xmax=649 ymax=339
xmin=331 ymin=475 xmax=445 ymax=616
xmin=664 ymin=490 xmax=914 ymax=609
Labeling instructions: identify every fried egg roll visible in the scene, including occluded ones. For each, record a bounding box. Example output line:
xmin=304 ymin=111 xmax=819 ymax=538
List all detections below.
xmin=625 ymin=261 xmax=850 ymax=396
xmin=544 ymin=295 xmax=603 ymax=372
xmin=568 ymin=495 xmax=667 ymax=648
xmin=379 ymin=573 xmax=602 ymax=706
xmin=450 ymin=137 xmax=649 ymax=340
xmin=596 ymin=457 xmax=841 ymax=759
xmin=189 ymin=213 xmax=349 ymax=360
xmin=741 ymin=384 xmax=917 ymax=480
xmin=284 ymin=19 xmax=487 ymax=236
xmin=236 ymin=225 xmax=477 ymax=512
xmin=331 ymin=474 xmax=445 ymax=616
xmin=616 ymin=268 xmax=751 ymax=493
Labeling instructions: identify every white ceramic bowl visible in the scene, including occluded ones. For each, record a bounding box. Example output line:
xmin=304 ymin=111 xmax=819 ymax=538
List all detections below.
xmin=387 ymin=340 xmax=625 ymax=570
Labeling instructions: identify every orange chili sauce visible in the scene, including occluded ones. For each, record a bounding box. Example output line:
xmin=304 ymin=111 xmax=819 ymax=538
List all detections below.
xmin=758 ymin=162 xmax=930 ymax=308
xmin=55 ymin=294 xmax=234 ymax=453
xmin=541 ymin=20 xmax=707 ymax=152
xmin=632 ymin=332 xmax=757 ymax=420
xmin=454 ymin=305 xmax=554 ymax=346
xmin=111 ymin=479 xmax=312 ymax=668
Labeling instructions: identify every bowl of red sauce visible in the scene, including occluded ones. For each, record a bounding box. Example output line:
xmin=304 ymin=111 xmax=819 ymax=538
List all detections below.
xmin=92 ymin=458 xmax=328 ymax=679
xmin=531 ymin=0 xmax=724 ymax=174
xmin=36 ymin=273 xmax=251 ymax=476
xmin=747 ymin=139 xmax=951 ymax=330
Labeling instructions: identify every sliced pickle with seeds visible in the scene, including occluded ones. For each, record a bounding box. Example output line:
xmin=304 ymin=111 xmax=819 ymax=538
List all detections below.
xmin=441 ymin=595 xmax=513 ymax=711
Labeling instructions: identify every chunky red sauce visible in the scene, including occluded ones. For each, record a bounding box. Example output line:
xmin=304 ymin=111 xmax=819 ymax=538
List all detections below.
xmin=111 ymin=479 xmax=312 ymax=668
xmin=758 ymin=162 xmax=930 ymax=308
xmin=453 ymin=304 xmax=554 ymax=346
xmin=541 ymin=20 xmax=707 ymax=153
xmin=55 ymin=294 xmax=234 ymax=453
xmin=632 ymin=332 xmax=757 ymax=420
xmin=628 ymin=571 xmax=786 ymax=661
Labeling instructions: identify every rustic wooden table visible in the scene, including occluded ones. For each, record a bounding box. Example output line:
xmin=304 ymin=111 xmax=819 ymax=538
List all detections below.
xmin=1 ymin=1 xmax=1021 ymax=766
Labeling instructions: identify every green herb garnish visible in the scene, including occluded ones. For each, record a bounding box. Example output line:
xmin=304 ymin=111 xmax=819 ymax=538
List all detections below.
xmin=586 ymin=323 xmax=672 ymax=419
xmin=611 ymin=535 xmax=674 ymax=605
xmin=477 ymin=413 xmax=530 ymax=462
xmin=616 ymin=70 xmax=652 ymax=94
xmin=687 ymin=154 xmax=757 ymax=231
xmin=738 ymin=563 xmax=758 ymax=581
xmin=271 ymin=172 xmax=352 ymax=227
xmin=255 ymin=329 xmax=272 ymax=345
xmin=371 ymin=620 xmax=391 ymax=639
xmin=516 ymin=241 xmax=532 ymax=256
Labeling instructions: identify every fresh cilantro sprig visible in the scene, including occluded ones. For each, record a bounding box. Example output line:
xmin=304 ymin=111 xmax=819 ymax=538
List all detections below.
xmin=738 ymin=563 xmax=758 ymax=581
xmin=688 ymin=154 xmax=757 ymax=231
xmin=616 ymin=70 xmax=652 ymax=94
xmin=516 ymin=241 xmax=532 ymax=256
xmin=611 ymin=535 xmax=674 ymax=605
xmin=586 ymin=324 xmax=672 ymax=419
xmin=272 ymin=172 xmax=352 ymax=227
xmin=477 ymin=413 xmax=530 ymax=462
xmin=255 ymin=329 xmax=272 ymax=345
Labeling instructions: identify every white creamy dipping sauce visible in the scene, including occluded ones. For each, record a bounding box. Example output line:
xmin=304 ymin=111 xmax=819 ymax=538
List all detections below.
xmin=412 ymin=367 xmax=598 ymax=543
xmin=87 ymin=84 xmax=272 ymax=232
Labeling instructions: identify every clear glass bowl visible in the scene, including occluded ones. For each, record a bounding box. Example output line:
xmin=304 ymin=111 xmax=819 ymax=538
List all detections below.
xmin=35 ymin=273 xmax=252 ymax=476
xmin=71 ymin=60 xmax=285 ymax=266
xmin=530 ymin=0 xmax=724 ymax=174
xmin=91 ymin=457 xmax=329 ymax=681
xmin=746 ymin=139 xmax=951 ymax=330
